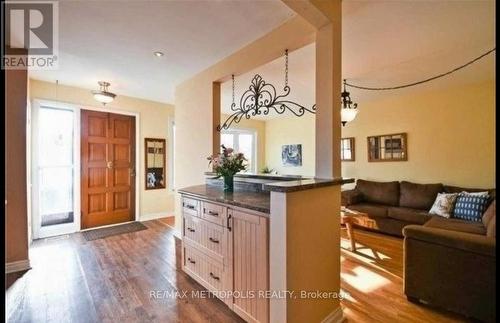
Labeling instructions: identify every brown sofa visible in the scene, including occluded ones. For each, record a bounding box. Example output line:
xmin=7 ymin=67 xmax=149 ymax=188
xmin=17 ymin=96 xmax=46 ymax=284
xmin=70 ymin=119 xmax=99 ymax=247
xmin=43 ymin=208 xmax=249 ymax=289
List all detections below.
xmin=341 ymin=179 xmax=496 ymax=237
xmin=342 ymin=179 xmax=496 ymax=321
xmin=403 ymin=200 xmax=496 ymax=322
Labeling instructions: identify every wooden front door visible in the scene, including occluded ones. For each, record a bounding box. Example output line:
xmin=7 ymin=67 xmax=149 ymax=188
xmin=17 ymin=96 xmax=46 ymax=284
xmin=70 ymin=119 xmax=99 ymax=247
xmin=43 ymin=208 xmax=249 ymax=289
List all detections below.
xmin=81 ymin=110 xmax=136 ymax=229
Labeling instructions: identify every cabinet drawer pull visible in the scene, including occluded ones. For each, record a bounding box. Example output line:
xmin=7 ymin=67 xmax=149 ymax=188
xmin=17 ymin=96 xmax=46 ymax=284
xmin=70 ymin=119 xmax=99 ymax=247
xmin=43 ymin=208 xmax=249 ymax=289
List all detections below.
xmin=209 ymin=272 xmax=220 ymax=280
xmin=204 ymin=208 xmax=219 ymax=216
xmin=187 ymin=227 xmax=195 ymax=232
xmin=209 ymin=237 xmax=219 ymax=244
xmin=187 ymin=257 xmax=196 ymax=264
xmin=185 ymin=204 xmax=196 ymax=210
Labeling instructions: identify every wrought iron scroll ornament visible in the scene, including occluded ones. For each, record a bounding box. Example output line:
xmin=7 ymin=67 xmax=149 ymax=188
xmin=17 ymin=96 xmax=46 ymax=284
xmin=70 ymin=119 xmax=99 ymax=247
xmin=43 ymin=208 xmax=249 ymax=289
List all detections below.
xmin=217 ymin=49 xmax=316 ymax=131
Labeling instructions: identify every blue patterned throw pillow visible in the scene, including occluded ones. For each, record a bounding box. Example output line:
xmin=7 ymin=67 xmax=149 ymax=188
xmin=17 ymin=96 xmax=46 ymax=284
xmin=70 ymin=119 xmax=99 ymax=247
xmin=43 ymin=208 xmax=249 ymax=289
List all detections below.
xmin=452 ymin=193 xmax=490 ymax=222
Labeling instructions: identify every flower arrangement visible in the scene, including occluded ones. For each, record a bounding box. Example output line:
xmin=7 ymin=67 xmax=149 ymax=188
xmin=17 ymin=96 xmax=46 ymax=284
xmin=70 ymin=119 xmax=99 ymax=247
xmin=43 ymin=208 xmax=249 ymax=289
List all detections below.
xmin=207 ymin=145 xmax=247 ymax=191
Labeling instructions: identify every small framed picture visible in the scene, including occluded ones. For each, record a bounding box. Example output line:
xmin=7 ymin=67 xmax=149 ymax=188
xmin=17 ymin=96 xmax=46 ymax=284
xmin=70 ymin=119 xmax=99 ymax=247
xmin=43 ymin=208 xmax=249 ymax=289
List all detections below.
xmin=282 ymin=144 xmax=302 ymax=167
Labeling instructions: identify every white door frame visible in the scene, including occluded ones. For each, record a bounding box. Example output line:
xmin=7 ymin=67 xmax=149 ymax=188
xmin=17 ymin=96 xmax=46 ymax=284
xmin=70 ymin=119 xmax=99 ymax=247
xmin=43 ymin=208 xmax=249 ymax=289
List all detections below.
xmin=31 ymin=99 xmax=140 ymax=239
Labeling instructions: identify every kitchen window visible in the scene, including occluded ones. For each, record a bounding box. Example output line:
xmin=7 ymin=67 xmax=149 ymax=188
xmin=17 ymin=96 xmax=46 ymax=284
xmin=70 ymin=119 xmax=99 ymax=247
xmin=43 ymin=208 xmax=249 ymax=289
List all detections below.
xmin=220 ymin=129 xmax=257 ymax=173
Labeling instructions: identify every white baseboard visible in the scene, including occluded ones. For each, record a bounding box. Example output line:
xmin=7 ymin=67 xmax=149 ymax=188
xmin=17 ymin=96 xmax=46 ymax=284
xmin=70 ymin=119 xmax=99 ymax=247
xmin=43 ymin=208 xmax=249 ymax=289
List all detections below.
xmin=140 ymin=212 xmax=174 ymax=222
xmin=6 ymin=259 xmax=31 ymax=274
xmin=322 ymin=306 xmax=345 ymax=323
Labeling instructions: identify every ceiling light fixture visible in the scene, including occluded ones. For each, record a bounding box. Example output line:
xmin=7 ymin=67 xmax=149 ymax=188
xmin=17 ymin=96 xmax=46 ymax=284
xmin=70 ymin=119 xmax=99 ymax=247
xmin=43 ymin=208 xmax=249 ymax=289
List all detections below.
xmin=92 ymin=81 xmax=116 ymax=105
xmin=154 ymin=51 xmax=164 ymax=57
xmin=217 ymin=49 xmax=316 ymax=131
xmin=341 ymin=79 xmax=358 ymax=126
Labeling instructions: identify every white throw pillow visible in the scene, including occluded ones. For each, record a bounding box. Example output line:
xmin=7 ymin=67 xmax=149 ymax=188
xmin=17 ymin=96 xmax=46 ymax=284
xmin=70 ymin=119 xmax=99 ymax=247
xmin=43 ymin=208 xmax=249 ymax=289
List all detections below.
xmin=429 ymin=193 xmax=459 ymax=218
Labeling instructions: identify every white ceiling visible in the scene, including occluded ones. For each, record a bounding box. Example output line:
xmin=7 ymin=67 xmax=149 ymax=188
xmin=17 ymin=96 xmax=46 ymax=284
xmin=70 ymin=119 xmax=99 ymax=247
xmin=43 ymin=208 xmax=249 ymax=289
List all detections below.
xmin=222 ymin=0 xmax=496 ymax=119
xmin=28 ymin=0 xmax=295 ymax=103
xmin=28 ymin=0 xmax=495 ymax=108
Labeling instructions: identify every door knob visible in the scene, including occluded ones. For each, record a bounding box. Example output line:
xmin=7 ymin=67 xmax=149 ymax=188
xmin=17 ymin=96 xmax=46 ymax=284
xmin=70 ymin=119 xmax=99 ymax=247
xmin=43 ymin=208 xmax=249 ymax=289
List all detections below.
xmin=107 ymin=161 xmax=113 ymax=169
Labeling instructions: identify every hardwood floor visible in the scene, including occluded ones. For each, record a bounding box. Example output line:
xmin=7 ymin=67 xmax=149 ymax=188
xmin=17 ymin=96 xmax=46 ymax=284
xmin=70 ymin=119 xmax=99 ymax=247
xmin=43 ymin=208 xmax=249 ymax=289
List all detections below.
xmin=340 ymin=228 xmax=470 ymax=323
xmin=6 ymin=218 xmax=243 ymax=323
xmin=6 ymin=218 xmax=470 ymax=323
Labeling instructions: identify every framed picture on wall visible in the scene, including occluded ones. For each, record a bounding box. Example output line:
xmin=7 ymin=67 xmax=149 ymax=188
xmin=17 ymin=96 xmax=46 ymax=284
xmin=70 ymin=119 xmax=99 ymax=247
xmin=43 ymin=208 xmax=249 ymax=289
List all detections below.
xmin=282 ymin=144 xmax=302 ymax=167
xmin=367 ymin=133 xmax=407 ymax=162
xmin=145 ymin=138 xmax=166 ymax=189
xmin=341 ymin=137 xmax=355 ymax=161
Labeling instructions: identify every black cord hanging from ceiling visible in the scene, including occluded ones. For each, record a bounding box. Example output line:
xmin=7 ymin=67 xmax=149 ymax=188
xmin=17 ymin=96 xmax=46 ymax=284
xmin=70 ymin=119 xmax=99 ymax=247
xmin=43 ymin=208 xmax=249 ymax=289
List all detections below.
xmin=345 ymin=48 xmax=495 ymax=91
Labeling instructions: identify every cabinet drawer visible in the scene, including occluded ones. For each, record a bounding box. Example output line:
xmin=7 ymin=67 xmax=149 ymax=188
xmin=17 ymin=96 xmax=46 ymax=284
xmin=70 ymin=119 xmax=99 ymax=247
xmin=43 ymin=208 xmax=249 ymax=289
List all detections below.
xmin=183 ymin=214 xmax=226 ymax=260
xmin=183 ymin=213 xmax=201 ymax=243
xmin=182 ymin=197 xmax=200 ymax=217
xmin=183 ymin=243 xmax=224 ymax=292
xmin=201 ymin=201 xmax=227 ymax=226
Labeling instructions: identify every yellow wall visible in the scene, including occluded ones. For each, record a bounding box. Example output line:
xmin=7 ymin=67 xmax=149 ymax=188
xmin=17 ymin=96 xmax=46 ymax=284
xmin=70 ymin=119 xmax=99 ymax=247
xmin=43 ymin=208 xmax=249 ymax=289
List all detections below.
xmin=174 ymin=16 xmax=316 ymax=232
xmin=221 ymin=114 xmax=266 ymax=172
xmin=265 ymin=115 xmax=315 ymax=177
xmin=342 ymin=80 xmax=496 ymax=189
xmin=29 ymin=79 xmax=176 ymax=219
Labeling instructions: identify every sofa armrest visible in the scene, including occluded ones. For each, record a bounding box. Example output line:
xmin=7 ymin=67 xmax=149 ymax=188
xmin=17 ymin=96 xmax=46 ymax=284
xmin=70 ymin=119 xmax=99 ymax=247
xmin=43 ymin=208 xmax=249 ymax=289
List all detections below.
xmin=403 ymin=225 xmax=496 ymax=257
xmin=341 ymin=189 xmax=363 ymax=206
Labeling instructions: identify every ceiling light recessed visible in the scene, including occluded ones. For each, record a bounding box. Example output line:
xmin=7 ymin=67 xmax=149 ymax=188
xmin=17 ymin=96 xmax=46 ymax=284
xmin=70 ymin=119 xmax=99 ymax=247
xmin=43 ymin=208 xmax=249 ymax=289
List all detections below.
xmin=92 ymin=81 xmax=116 ymax=105
xmin=154 ymin=51 xmax=164 ymax=57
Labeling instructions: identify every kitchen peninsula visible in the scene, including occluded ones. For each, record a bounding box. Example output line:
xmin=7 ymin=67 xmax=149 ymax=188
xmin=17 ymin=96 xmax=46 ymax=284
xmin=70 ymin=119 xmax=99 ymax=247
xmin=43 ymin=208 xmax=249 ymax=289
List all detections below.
xmin=178 ymin=174 xmax=353 ymax=323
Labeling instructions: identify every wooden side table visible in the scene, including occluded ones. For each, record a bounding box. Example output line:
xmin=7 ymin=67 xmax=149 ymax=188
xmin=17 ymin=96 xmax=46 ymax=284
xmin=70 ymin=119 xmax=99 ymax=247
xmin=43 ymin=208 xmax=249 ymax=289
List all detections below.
xmin=340 ymin=207 xmax=369 ymax=252
xmin=340 ymin=213 xmax=356 ymax=251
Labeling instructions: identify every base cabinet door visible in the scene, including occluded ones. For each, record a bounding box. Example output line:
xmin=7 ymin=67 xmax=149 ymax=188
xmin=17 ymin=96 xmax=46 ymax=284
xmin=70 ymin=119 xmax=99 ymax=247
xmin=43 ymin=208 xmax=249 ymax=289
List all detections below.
xmin=229 ymin=209 xmax=269 ymax=323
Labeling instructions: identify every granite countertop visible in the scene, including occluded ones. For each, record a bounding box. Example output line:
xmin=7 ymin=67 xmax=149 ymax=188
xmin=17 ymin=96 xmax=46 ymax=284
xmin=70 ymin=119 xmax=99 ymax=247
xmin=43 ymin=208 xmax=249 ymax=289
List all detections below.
xmin=262 ymin=178 xmax=355 ymax=192
xmin=204 ymin=172 xmax=306 ymax=181
xmin=178 ymin=185 xmax=270 ymax=214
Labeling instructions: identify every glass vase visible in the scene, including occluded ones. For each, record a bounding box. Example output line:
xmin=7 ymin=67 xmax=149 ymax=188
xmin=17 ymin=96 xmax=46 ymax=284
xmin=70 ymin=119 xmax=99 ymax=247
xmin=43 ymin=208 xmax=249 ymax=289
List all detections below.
xmin=223 ymin=175 xmax=234 ymax=192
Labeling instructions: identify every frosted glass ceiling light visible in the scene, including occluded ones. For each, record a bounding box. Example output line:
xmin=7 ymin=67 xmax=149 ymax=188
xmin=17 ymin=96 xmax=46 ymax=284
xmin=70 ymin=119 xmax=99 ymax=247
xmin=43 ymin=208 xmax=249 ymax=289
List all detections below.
xmin=92 ymin=81 xmax=116 ymax=105
xmin=341 ymin=79 xmax=358 ymax=126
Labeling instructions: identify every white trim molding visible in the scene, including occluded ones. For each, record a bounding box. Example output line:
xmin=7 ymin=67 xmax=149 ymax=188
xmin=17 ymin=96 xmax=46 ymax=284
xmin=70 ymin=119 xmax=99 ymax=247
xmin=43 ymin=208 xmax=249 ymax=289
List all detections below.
xmin=140 ymin=212 xmax=174 ymax=222
xmin=30 ymin=98 xmax=141 ymax=239
xmin=321 ymin=306 xmax=345 ymax=323
xmin=6 ymin=259 xmax=31 ymax=274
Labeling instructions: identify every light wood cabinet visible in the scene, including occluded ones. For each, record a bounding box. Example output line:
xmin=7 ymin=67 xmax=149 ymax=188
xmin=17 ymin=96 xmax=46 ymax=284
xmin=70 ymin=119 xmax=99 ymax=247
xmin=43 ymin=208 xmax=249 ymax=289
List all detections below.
xmin=181 ymin=194 xmax=269 ymax=323
xmin=229 ymin=208 xmax=269 ymax=323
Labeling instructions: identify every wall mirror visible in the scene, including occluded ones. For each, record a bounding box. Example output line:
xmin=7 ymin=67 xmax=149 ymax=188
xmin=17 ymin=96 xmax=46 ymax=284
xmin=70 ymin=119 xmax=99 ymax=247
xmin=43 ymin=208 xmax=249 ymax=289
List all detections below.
xmin=367 ymin=133 xmax=407 ymax=162
xmin=145 ymin=138 xmax=166 ymax=189
xmin=341 ymin=137 xmax=355 ymax=161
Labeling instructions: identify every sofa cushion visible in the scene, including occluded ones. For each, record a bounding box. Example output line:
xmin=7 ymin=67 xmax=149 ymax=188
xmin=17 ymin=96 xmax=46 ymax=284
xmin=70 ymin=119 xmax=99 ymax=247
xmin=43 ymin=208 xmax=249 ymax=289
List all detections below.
xmin=424 ymin=216 xmax=486 ymax=235
xmin=341 ymin=189 xmax=363 ymax=206
xmin=387 ymin=207 xmax=430 ymax=224
xmin=399 ymin=181 xmax=443 ymax=210
xmin=482 ymin=199 xmax=496 ymax=227
xmin=355 ymin=179 xmax=400 ymax=206
xmin=452 ymin=193 xmax=490 ymax=222
xmin=487 ymin=216 xmax=495 ymax=238
xmin=356 ymin=217 xmax=409 ymax=237
xmin=348 ymin=203 xmax=388 ymax=218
